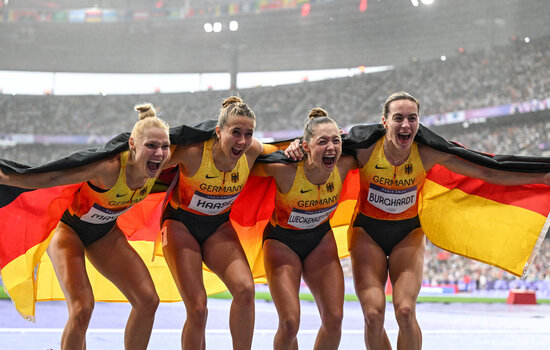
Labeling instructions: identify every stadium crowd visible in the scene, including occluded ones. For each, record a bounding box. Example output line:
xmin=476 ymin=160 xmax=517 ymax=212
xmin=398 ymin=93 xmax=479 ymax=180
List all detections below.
xmin=1 ymin=34 xmax=549 ymax=297
xmin=1 ymin=34 xmax=549 ymax=137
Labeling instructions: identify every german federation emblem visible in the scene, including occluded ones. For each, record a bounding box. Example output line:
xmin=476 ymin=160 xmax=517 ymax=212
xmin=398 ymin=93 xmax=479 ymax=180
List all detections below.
xmin=231 ymin=172 xmax=239 ymax=183
xmin=326 ymin=182 xmax=334 ymax=192
xmin=405 ymin=164 xmax=413 ymax=175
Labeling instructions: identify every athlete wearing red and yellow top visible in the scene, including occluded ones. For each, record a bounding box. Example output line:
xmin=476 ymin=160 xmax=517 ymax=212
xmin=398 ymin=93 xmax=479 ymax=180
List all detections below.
xmin=162 ymin=138 xmax=250 ymax=244
xmin=160 ymin=97 xmax=263 ymax=350
xmin=255 ymin=108 xmax=356 ymax=350
xmin=263 ymin=161 xmax=342 ymax=261
xmin=284 ymin=93 xmax=550 ymax=350
xmin=351 ymin=137 xmax=426 ymax=255
xmin=0 ymin=103 xmax=171 ymax=350
xmin=62 ymin=151 xmax=156 ymax=245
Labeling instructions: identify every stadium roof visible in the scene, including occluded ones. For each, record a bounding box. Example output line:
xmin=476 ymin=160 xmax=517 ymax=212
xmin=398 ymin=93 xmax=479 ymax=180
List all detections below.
xmin=1 ymin=0 xmax=549 ymax=74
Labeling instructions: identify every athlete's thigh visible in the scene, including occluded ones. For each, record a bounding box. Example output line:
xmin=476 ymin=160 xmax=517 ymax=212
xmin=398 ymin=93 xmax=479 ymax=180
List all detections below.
xmin=349 ymin=227 xmax=389 ymax=311
xmin=161 ymin=219 xmax=206 ymax=300
xmin=302 ymin=232 xmax=344 ymax=315
xmin=202 ymin=221 xmax=253 ymax=288
xmin=85 ymin=225 xmax=156 ymax=302
xmin=387 ymin=227 xmax=425 ymax=307
xmin=349 ymin=227 xmax=389 ymax=290
xmin=47 ymin=222 xmax=92 ymax=301
xmin=263 ymin=239 xmax=303 ymax=318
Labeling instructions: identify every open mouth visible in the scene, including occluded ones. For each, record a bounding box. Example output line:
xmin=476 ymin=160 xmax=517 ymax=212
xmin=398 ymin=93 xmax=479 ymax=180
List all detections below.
xmin=231 ymin=148 xmax=243 ymax=157
xmin=322 ymin=155 xmax=336 ymax=167
xmin=147 ymin=160 xmax=161 ymax=174
xmin=398 ymin=133 xmax=411 ymax=143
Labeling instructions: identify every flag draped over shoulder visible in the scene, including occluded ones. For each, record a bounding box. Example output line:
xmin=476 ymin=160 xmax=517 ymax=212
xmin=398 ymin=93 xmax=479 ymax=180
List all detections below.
xmin=0 ymin=121 xmax=216 ymax=320
xmin=345 ymin=124 xmax=550 ymax=278
xmin=2 ymin=121 xmax=549 ymax=321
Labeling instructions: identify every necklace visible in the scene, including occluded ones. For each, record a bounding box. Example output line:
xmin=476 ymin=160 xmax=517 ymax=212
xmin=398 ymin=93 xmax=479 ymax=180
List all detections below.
xmin=384 ymin=143 xmax=410 ymax=166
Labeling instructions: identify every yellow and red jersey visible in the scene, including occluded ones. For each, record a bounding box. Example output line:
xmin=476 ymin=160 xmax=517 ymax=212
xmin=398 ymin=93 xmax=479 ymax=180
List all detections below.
xmin=270 ymin=161 xmax=342 ymax=230
xmin=68 ymin=151 xmax=155 ymax=224
xmin=355 ymin=138 xmax=426 ymax=221
xmin=170 ymin=138 xmax=250 ymax=216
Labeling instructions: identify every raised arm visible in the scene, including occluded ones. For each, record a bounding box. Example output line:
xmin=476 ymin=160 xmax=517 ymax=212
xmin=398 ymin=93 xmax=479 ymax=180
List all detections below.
xmin=0 ymin=155 xmax=120 ymax=189
xmin=420 ymin=145 xmax=550 ymax=186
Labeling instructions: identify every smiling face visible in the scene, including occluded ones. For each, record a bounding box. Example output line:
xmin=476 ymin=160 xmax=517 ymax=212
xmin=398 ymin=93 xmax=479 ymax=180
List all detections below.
xmin=382 ymin=98 xmax=419 ymax=152
xmin=215 ymin=114 xmax=255 ymax=161
xmin=303 ymin=121 xmax=342 ymax=172
xmin=129 ymin=127 xmax=171 ymax=178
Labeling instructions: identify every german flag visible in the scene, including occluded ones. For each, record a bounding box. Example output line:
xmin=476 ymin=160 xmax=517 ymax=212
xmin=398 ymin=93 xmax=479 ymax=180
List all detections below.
xmin=345 ymin=124 xmax=550 ymax=278
xmin=1 ymin=123 xmax=549 ymax=321
xmin=0 ymin=121 xmax=215 ymax=320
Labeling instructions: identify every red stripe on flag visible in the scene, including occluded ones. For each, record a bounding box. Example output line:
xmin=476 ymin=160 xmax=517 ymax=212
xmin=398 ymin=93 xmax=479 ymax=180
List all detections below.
xmin=340 ymin=169 xmax=360 ymax=202
xmin=427 ymin=164 xmax=550 ymax=216
xmin=231 ymin=176 xmax=276 ymax=227
xmin=0 ymin=185 xmax=79 ymax=269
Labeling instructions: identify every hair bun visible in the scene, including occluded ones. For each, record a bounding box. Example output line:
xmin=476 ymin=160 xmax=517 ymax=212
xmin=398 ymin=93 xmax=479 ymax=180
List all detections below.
xmin=134 ymin=103 xmax=157 ymax=120
xmin=308 ymin=107 xmax=328 ymax=119
xmin=221 ymin=96 xmax=243 ymax=108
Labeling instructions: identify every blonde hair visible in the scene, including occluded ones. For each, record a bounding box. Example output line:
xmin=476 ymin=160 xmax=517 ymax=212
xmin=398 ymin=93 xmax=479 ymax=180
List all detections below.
xmin=130 ymin=103 xmax=169 ymax=139
xmin=217 ymin=96 xmax=256 ymax=130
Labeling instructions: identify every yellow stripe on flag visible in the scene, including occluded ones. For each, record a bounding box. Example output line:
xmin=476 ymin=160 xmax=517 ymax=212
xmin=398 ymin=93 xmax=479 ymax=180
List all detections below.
xmin=1 ymin=231 xmax=54 ymax=321
xmin=36 ymin=227 xmax=270 ymax=305
xmin=419 ymin=179 xmax=547 ymax=277
xmin=330 ymin=198 xmax=356 ymax=258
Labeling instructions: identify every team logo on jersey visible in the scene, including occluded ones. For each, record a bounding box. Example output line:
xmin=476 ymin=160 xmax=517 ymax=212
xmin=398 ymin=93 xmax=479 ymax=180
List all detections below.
xmin=326 ymin=182 xmax=334 ymax=192
xmin=231 ymin=172 xmax=239 ymax=183
xmin=405 ymin=164 xmax=413 ymax=174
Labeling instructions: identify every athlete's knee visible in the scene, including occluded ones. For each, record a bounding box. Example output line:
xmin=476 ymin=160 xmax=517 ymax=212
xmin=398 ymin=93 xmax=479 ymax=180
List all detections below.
xmin=278 ymin=315 xmax=300 ymax=339
xmin=231 ymin=279 xmax=255 ymax=306
xmin=68 ymin=299 xmax=95 ymax=327
xmin=394 ymin=304 xmax=416 ymax=328
xmin=132 ymin=290 xmax=160 ymax=318
xmin=365 ymin=308 xmax=385 ymax=332
xmin=187 ymin=301 xmax=208 ymax=327
xmin=321 ymin=309 xmax=343 ymax=335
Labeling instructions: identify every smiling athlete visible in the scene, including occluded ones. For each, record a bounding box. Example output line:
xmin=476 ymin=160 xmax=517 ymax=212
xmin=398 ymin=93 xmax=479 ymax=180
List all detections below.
xmin=253 ymin=108 xmax=356 ymax=350
xmin=284 ymin=92 xmax=550 ymax=350
xmin=348 ymin=92 xmax=550 ymax=350
xmin=160 ymin=96 xmax=263 ymax=350
xmin=0 ymin=103 xmax=171 ymax=350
